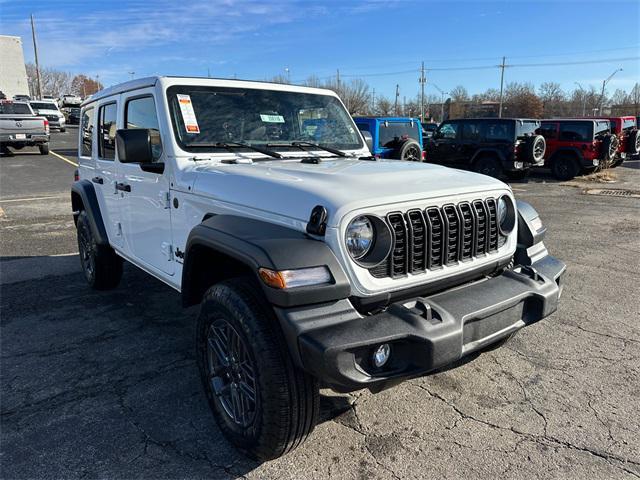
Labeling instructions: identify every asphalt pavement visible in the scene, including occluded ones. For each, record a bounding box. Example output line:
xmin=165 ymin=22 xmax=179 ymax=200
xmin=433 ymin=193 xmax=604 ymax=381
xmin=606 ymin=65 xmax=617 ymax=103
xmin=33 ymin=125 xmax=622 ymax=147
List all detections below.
xmin=1 ymin=131 xmax=639 ymax=479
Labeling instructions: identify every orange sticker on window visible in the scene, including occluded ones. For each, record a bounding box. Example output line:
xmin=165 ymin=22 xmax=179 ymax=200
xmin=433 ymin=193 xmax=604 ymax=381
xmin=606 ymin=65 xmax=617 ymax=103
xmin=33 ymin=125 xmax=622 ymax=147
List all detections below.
xmin=176 ymin=94 xmax=200 ymax=134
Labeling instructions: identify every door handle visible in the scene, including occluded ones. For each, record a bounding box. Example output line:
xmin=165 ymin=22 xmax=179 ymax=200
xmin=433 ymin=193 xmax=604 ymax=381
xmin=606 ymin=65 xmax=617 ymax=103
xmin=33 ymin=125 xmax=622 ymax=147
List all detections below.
xmin=92 ymin=176 xmax=104 ymax=184
xmin=115 ymin=182 xmax=131 ymax=192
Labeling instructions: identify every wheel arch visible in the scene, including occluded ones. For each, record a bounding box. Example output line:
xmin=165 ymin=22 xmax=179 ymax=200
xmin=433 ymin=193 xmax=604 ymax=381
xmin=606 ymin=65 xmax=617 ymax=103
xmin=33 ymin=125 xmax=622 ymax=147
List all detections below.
xmin=549 ymin=147 xmax=582 ymax=164
xmin=470 ymin=148 xmax=506 ymax=167
xmin=70 ymin=180 xmax=109 ymax=245
xmin=181 ymin=215 xmax=351 ymax=308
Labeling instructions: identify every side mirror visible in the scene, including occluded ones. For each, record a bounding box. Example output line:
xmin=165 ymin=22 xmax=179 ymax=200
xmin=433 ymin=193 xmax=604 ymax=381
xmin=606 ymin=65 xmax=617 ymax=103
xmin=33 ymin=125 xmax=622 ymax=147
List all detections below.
xmin=361 ymin=130 xmax=373 ymax=151
xmin=116 ymin=128 xmax=161 ymax=164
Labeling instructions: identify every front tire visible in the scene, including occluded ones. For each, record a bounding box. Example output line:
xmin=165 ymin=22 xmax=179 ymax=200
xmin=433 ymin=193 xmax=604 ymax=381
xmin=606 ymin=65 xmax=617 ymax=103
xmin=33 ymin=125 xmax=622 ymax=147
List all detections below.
xmin=196 ymin=278 xmax=319 ymax=461
xmin=76 ymin=210 xmax=123 ymax=289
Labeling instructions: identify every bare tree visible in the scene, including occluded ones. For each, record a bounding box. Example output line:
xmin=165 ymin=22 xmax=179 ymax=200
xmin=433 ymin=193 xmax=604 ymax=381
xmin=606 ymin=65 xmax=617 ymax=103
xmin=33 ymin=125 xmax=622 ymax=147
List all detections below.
xmin=70 ymin=75 xmax=103 ymax=97
xmin=375 ymin=96 xmax=393 ymax=116
xmin=449 ymin=85 xmax=469 ymax=102
xmin=25 ymin=63 xmax=73 ymax=98
xmin=538 ymin=82 xmax=566 ymax=117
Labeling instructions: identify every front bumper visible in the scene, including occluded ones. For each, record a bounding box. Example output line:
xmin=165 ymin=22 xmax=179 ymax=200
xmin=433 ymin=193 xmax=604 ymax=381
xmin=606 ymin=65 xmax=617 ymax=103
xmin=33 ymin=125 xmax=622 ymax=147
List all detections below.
xmin=276 ymin=254 xmax=565 ymax=392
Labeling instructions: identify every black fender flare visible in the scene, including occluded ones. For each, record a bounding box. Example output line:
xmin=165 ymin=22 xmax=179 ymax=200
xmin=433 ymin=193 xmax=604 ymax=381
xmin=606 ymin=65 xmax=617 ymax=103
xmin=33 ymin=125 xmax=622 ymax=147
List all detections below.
xmin=470 ymin=148 xmax=506 ymax=167
xmin=548 ymin=147 xmax=583 ymax=164
xmin=70 ymin=180 xmax=109 ymax=246
xmin=182 ymin=215 xmax=351 ymax=308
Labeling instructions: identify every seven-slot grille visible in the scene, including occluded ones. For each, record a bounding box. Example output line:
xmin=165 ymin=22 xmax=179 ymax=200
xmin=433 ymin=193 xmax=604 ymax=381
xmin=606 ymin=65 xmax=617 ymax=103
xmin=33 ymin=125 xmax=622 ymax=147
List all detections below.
xmin=369 ymin=198 xmax=501 ymax=279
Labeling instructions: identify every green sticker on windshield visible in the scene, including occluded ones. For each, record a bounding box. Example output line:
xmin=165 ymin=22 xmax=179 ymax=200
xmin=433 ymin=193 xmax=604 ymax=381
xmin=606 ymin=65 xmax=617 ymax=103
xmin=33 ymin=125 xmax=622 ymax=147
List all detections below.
xmin=260 ymin=114 xmax=285 ymax=123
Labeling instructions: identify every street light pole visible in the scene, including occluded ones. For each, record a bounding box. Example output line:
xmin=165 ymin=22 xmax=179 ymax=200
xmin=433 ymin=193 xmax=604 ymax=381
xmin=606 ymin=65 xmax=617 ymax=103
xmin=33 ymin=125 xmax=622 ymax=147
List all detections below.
xmin=599 ymin=68 xmax=622 ymax=112
xmin=498 ymin=56 xmax=507 ymax=118
xmin=30 ymin=14 xmax=43 ymax=99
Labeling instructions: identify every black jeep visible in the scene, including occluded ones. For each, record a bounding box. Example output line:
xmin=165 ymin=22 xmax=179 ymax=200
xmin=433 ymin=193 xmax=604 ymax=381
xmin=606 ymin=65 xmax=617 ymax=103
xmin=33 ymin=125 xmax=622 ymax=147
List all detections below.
xmin=424 ymin=118 xmax=546 ymax=179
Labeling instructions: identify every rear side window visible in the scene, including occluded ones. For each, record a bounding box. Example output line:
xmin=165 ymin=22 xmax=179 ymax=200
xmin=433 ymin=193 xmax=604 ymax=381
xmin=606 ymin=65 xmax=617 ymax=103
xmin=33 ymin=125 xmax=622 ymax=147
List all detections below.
xmin=623 ymin=118 xmax=636 ymax=130
xmin=559 ymin=122 xmax=591 ymax=142
xmin=484 ymin=122 xmax=513 ymax=141
xmin=538 ymin=123 xmax=557 ymax=139
xmin=98 ymin=103 xmax=117 ymax=160
xmin=125 ymin=96 xmax=162 ymax=161
xmin=80 ymin=107 xmax=95 ymax=157
xmin=461 ymin=122 xmax=481 ymax=141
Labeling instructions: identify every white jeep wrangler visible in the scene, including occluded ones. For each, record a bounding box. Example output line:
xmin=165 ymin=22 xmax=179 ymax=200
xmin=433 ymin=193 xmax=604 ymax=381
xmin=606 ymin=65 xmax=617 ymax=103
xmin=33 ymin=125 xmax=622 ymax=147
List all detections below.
xmin=71 ymin=76 xmax=565 ymax=460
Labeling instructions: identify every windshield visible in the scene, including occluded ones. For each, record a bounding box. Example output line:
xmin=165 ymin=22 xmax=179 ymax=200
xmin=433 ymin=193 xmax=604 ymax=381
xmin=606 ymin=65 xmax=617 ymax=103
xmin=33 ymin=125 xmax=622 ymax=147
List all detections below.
xmin=0 ymin=102 xmax=33 ymax=115
xmin=167 ymin=85 xmax=362 ymax=153
xmin=378 ymin=121 xmax=420 ymax=147
xmin=30 ymin=102 xmax=58 ymax=111
xmin=516 ymin=120 xmax=540 ymax=138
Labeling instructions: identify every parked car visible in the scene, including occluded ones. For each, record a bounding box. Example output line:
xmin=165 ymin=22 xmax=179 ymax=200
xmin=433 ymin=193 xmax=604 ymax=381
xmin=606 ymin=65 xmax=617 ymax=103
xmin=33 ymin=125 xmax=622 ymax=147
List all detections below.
xmin=422 ymin=122 xmax=438 ymax=142
xmin=67 ymin=107 xmax=81 ymax=125
xmin=599 ymin=116 xmax=639 ymax=166
xmin=58 ymin=94 xmax=82 ymax=108
xmin=29 ymin=100 xmax=66 ymax=132
xmin=13 ymin=94 xmax=31 ymax=102
xmin=353 ymin=117 xmax=424 ymax=160
xmin=424 ymin=118 xmax=546 ymax=180
xmin=71 ymin=76 xmax=565 ymax=460
xmin=0 ymin=100 xmax=50 ymax=155
xmin=536 ymin=119 xmax=618 ymax=180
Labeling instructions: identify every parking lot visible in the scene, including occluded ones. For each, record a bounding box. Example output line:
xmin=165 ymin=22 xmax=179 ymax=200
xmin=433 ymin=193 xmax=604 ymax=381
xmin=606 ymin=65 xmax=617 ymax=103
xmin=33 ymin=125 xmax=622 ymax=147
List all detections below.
xmin=1 ymin=129 xmax=639 ymax=479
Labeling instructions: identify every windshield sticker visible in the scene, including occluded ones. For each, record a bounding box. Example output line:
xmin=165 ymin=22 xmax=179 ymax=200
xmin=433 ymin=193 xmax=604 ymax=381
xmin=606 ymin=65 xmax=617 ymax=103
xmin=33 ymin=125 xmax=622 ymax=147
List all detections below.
xmin=260 ymin=114 xmax=285 ymax=123
xmin=177 ymin=94 xmax=200 ymax=134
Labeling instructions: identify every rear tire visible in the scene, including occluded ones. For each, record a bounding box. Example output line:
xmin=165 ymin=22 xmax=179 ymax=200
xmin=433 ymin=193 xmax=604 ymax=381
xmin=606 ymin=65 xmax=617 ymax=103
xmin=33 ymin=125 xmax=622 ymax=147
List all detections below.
xmin=196 ymin=278 xmax=319 ymax=461
xmin=473 ymin=155 xmax=502 ymax=178
xmin=60 ymin=127 xmax=66 ymax=133
xmin=76 ymin=210 xmax=123 ymax=290
xmin=627 ymin=129 xmax=640 ymax=154
xmin=551 ymin=154 xmax=580 ymax=181
xmin=39 ymin=143 xmax=49 ymax=155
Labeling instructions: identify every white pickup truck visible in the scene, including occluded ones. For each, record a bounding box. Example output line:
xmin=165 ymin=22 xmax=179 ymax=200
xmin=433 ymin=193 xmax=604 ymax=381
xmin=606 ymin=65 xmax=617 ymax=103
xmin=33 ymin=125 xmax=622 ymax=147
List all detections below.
xmin=0 ymin=100 xmax=50 ymax=155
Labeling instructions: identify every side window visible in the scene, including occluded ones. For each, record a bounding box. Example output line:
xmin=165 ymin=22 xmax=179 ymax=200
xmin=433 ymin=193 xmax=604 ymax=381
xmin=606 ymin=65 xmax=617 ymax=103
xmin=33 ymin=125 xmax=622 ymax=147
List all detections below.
xmin=80 ymin=107 xmax=94 ymax=157
xmin=538 ymin=123 xmax=557 ymax=139
xmin=461 ymin=122 xmax=481 ymax=141
xmin=125 ymin=96 xmax=163 ymax=161
xmin=98 ymin=103 xmax=117 ymax=160
xmin=484 ymin=122 xmax=511 ymax=141
xmin=559 ymin=122 xmax=590 ymax=142
xmin=438 ymin=122 xmax=458 ymax=140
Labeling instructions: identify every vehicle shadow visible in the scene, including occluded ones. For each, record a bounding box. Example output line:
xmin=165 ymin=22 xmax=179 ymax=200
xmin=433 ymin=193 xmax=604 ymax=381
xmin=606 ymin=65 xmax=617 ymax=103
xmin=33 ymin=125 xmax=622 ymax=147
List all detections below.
xmin=0 ymin=257 xmax=351 ymax=478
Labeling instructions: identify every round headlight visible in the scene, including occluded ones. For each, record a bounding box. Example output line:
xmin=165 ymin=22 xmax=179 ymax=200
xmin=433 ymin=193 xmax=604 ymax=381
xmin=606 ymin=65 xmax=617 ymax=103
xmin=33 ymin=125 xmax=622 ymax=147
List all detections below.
xmin=497 ymin=195 xmax=515 ymax=234
xmin=346 ymin=216 xmax=374 ymax=260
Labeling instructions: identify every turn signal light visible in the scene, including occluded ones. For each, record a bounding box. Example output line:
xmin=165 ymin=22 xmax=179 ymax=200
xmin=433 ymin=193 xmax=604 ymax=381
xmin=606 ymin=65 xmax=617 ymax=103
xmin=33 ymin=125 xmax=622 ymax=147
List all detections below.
xmin=258 ymin=266 xmax=332 ymax=289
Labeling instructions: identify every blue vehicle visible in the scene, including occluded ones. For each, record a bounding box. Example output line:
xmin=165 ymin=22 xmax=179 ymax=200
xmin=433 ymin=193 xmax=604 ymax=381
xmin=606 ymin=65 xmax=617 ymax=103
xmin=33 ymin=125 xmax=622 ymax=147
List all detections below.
xmin=353 ymin=117 xmax=424 ymax=161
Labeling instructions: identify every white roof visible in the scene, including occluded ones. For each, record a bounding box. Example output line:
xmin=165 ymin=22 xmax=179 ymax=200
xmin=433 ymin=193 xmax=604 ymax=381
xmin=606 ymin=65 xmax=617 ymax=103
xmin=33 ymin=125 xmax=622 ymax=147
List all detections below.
xmin=82 ymin=76 xmax=338 ymax=106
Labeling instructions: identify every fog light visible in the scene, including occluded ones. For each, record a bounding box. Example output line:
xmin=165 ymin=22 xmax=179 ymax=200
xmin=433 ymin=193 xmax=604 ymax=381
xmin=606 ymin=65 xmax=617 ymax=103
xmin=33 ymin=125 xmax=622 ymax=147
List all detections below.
xmin=372 ymin=344 xmax=391 ymax=368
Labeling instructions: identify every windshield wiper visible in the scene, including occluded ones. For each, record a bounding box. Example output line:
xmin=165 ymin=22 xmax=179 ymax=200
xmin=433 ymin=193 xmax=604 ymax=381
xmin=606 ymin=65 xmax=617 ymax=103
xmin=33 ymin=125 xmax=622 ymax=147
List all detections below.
xmin=288 ymin=141 xmax=347 ymax=157
xmin=186 ymin=141 xmax=282 ymax=159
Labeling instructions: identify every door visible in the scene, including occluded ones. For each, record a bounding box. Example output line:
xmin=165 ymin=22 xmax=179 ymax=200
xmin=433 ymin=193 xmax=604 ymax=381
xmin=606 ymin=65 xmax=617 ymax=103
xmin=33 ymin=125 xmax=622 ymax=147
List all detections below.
xmin=94 ymin=101 xmax=124 ymax=248
xmin=459 ymin=120 xmax=482 ymax=164
xmin=428 ymin=121 xmax=461 ymax=164
xmin=118 ymin=91 xmax=174 ymax=275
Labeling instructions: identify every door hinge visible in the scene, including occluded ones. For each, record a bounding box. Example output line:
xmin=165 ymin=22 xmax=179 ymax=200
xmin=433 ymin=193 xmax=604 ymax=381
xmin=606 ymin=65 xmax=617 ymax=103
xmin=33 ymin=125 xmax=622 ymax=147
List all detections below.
xmin=159 ymin=191 xmax=171 ymax=209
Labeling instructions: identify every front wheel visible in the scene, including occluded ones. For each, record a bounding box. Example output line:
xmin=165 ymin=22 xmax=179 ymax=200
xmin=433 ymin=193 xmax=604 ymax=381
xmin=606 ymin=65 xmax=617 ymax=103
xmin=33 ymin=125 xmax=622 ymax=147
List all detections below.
xmin=196 ymin=278 xmax=319 ymax=460
xmin=39 ymin=143 xmax=49 ymax=155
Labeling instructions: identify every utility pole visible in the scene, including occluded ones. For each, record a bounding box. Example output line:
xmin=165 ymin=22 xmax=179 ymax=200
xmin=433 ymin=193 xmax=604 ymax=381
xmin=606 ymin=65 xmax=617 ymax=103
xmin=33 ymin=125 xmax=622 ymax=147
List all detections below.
xmin=498 ymin=56 xmax=507 ymax=118
xmin=394 ymin=84 xmax=399 ymax=115
xmin=403 ymin=95 xmax=406 ymax=116
xmin=336 ymin=69 xmax=341 ymax=95
xmin=30 ymin=14 xmax=43 ymax=99
xmin=285 ymin=67 xmax=290 ymax=84
xmin=371 ymin=88 xmax=376 ymax=114
xmin=419 ymin=61 xmax=426 ymax=122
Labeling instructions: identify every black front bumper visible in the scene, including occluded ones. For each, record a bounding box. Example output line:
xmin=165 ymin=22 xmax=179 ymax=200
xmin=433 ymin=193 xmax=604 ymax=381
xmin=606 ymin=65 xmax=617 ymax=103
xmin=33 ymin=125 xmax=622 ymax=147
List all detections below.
xmin=275 ymin=254 xmax=565 ymax=392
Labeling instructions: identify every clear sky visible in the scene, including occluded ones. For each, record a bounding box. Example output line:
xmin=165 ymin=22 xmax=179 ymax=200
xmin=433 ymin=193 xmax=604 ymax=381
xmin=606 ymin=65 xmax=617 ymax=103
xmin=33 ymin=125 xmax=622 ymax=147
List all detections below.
xmin=2 ymin=0 xmax=639 ymax=100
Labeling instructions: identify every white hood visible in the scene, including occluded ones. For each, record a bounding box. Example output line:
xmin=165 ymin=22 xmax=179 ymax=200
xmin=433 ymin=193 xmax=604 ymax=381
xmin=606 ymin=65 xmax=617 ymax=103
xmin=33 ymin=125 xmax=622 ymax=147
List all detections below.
xmin=191 ymin=158 xmax=509 ymax=227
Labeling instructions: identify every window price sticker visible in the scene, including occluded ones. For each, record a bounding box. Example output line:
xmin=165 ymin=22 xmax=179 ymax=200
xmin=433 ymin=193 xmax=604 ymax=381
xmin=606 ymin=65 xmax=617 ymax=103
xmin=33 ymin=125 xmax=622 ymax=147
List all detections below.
xmin=177 ymin=94 xmax=200 ymax=133
xmin=260 ymin=114 xmax=285 ymax=123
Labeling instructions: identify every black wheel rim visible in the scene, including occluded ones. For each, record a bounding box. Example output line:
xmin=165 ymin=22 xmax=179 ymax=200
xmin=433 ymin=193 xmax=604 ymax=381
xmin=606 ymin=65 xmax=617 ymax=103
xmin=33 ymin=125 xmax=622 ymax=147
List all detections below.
xmin=403 ymin=145 xmax=421 ymax=161
xmin=557 ymin=160 xmax=570 ymax=178
xmin=78 ymin=226 xmax=95 ymax=280
xmin=206 ymin=319 xmax=257 ymax=427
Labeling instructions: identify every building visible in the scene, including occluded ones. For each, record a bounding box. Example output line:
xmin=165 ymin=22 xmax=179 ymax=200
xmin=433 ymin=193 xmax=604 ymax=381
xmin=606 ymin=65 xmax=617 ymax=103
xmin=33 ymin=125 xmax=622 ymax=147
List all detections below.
xmin=0 ymin=35 xmax=30 ymax=99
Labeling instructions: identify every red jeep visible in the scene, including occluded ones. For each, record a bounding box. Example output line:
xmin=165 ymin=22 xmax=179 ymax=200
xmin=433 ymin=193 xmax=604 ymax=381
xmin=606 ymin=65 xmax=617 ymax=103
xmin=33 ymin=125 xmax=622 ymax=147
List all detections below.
xmin=536 ymin=119 xmax=619 ymax=180
xmin=599 ymin=116 xmax=639 ymax=166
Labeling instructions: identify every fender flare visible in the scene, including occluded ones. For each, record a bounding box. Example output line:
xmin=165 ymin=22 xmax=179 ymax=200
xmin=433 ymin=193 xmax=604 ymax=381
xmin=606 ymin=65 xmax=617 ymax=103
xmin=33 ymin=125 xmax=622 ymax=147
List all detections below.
xmin=182 ymin=215 xmax=351 ymax=308
xmin=548 ymin=147 xmax=583 ymax=164
xmin=70 ymin=180 xmax=109 ymax=246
